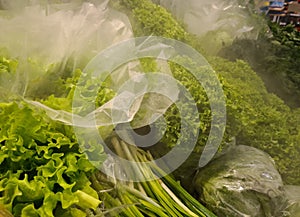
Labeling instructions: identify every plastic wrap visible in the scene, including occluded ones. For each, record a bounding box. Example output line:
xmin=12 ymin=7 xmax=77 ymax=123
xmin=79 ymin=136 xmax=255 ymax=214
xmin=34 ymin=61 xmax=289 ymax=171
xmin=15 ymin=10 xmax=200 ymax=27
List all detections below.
xmin=284 ymin=185 xmax=300 ymax=217
xmin=0 ymin=1 xmax=185 ymax=132
xmin=156 ymin=0 xmax=264 ymax=54
xmin=157 ymin=0 xmax=256 ymax=36
xmin=24 ymin=35 xmax=225 ymax=178
xmin=0 ymin=0 xmax=227 ymax=175
xmin=27 ymin=35 xmax=219 ymax=131
xmin=194 ymin=145 xmax=288 ymax=217
xmin=0 ymin=0 xmax=133 ymax=96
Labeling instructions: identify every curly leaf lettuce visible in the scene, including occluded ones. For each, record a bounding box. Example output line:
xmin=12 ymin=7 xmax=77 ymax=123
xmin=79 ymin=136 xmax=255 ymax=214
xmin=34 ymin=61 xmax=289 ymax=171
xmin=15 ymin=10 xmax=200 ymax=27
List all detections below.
xmin=0 ymin=102 xmax=104 ymax=216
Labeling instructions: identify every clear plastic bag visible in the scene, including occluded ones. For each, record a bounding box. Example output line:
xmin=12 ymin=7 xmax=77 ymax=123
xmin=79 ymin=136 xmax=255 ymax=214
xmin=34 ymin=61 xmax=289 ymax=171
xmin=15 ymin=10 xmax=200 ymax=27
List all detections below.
xmin=155 ymin=0 xmax=264 ymax=54
xmin=0 ymin=1 xmax=184 ymax=131
xmin=156 ymin=0 xmax=256 ymax=37
xmin=284 ymin=185 xmax=300 ymax=217
xmin=0 ymin=0 xmax=133 ymax=96
xmin=194 ymin=145 xmax=288 ymax=217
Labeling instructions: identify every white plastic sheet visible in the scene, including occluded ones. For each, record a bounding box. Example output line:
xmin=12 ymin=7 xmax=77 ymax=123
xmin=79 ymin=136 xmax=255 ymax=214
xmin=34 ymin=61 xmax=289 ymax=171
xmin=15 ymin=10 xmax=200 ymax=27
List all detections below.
xmin=0 ymin=1 xmax=223 ymax=149
xmin=0 ymin=1 xmax=181 ymax=131
xmin=157 ymin=0 xmax=256 ymax=37
xmin=0 ymin=0 xmax=133 ymax=95
xmin=155 ymin=0 xmax=264 ymax=54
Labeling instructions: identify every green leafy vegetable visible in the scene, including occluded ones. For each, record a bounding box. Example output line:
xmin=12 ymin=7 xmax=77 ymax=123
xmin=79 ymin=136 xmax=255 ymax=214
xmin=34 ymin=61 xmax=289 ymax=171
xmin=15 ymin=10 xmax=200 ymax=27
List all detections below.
xmin=0 ymin=101 xmax=104 ymax=216
xmin=91 ymin=137 xmax=217 ymax=217
xmin=118 ymin=0 xmax=300 ymax=185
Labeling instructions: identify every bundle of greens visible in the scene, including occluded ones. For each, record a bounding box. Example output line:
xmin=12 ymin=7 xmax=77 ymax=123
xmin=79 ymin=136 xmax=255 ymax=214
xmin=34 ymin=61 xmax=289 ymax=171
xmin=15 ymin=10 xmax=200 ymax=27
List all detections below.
xmin=0 ymin=54 xmax=216 ymax=216
xmin=90 ymin=137 xmax=216 ymax=217
xmin=0 ymin=100 xmax=103 ymax=216
xmin=117 ymin=0 xmax=300 ymax=185
xmin=1 ymin=0 xmax=300 ymax=216
xmin=220 ymin=22 xmax=300 ymax=108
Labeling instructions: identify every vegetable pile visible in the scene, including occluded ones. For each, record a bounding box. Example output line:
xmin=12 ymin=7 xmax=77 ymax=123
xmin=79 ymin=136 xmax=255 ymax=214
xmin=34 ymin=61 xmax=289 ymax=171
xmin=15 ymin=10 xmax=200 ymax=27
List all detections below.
xmin=91 ymin=137 xmax=216 ymax=217
xmin=117 ymin=0 xmax=300 ymax=185
xmin=0 ymin=0 xmax=300 ymax=216
xmin=0 ymin=99 xmax=101 ymax=216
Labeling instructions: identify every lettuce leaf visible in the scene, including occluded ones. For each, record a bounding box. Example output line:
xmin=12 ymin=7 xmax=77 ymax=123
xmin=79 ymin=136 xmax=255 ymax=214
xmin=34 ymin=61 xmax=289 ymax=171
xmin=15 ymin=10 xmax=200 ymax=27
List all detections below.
xmin=0 ymin=101 xmax=104 ymax=216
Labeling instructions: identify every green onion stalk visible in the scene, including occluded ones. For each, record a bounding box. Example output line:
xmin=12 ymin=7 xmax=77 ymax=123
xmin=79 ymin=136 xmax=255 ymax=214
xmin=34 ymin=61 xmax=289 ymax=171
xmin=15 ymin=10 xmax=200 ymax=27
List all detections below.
xmin=90 ymin=137 xmax=216 ymax=217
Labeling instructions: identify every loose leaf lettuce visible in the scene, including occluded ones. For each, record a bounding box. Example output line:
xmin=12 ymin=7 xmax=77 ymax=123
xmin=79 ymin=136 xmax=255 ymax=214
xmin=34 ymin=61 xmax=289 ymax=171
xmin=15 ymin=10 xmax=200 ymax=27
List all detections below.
xmin=0 ymin=101 xmax=104 ymax=216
